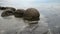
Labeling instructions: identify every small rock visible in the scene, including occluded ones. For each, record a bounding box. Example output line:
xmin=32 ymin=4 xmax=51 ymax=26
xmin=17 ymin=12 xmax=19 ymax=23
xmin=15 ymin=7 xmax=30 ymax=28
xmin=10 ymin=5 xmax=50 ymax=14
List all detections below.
xmin=5 ymin=7 xmax=16 ymax=11
xmin=0 ymin=6 xmax=6 ymax=10
xmin=0 ymin=6 xmax=16 ymax=11
xmin=1 ymin=9 xmax=14 ymax=17
xmin=14 ymin=9 xmax=25 ymax=18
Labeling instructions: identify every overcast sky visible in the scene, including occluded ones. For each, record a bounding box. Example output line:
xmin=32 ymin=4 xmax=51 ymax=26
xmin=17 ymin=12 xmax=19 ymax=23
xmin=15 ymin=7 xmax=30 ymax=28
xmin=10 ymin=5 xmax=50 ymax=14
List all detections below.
xmin=0 ymin=0 xmax=60 ymax=9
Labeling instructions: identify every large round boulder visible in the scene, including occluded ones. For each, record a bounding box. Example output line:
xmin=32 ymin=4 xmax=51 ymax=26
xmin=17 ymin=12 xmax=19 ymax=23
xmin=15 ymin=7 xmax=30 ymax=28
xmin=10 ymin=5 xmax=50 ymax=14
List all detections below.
xmin=1 ymin=9 xmax=14 ymax=17
xmin=23 ymin=8 xmax=40 ymax=21
xmin=14 ymin=9 xmax=25 ymax=18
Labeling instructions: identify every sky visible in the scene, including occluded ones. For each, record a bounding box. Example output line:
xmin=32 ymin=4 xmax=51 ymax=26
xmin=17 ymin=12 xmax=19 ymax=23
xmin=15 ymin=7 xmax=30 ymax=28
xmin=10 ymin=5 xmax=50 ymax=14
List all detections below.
xmin=0 ymin=0 xmax=60 ymax=9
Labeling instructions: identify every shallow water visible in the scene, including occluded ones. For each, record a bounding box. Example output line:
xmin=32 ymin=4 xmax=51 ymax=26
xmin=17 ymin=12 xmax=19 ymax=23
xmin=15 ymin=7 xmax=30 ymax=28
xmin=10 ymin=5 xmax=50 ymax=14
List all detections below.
xmin=40 ymin=8 xmax=60 ymax=34
xmin=0 ymin=8 xmax=60 ymax=34
xmin=0 ymin=0 xmax=60 ymax=34
xmin=0 ymin=10 xmax=27 ymax=33
xmin=0 ymin=10 xmax=48 ymax=34
xmin=0 ymin=9 xmax=60 ymax=34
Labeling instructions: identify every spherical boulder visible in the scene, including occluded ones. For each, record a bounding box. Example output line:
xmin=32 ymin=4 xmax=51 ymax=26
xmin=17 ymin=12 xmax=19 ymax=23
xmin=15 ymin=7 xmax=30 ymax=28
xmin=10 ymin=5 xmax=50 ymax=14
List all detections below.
xmin=1 ymin=9 xmax=14 ymax=17
xmin=14 ymin=9 xmax=25 ymax=18
xmin=23 ymin=8 xmax=40 ymax=21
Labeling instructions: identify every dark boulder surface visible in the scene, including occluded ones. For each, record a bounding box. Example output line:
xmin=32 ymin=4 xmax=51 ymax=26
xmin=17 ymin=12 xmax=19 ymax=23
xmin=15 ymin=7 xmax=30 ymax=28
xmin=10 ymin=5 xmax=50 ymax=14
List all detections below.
xmin=0 ymin=6 xmax=16 ymax=11
xmin=1 ymin=9 xmax=14 ymax=17
xmin=14 ymin=9 xmax=25 ymax=18
xmin=0 ymin=6 xmax=7 ymax=10
xmin=5 ymin=7 xmax=16 ymax=11
xmin=23 ymin=8 xmax=40 ymax=21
